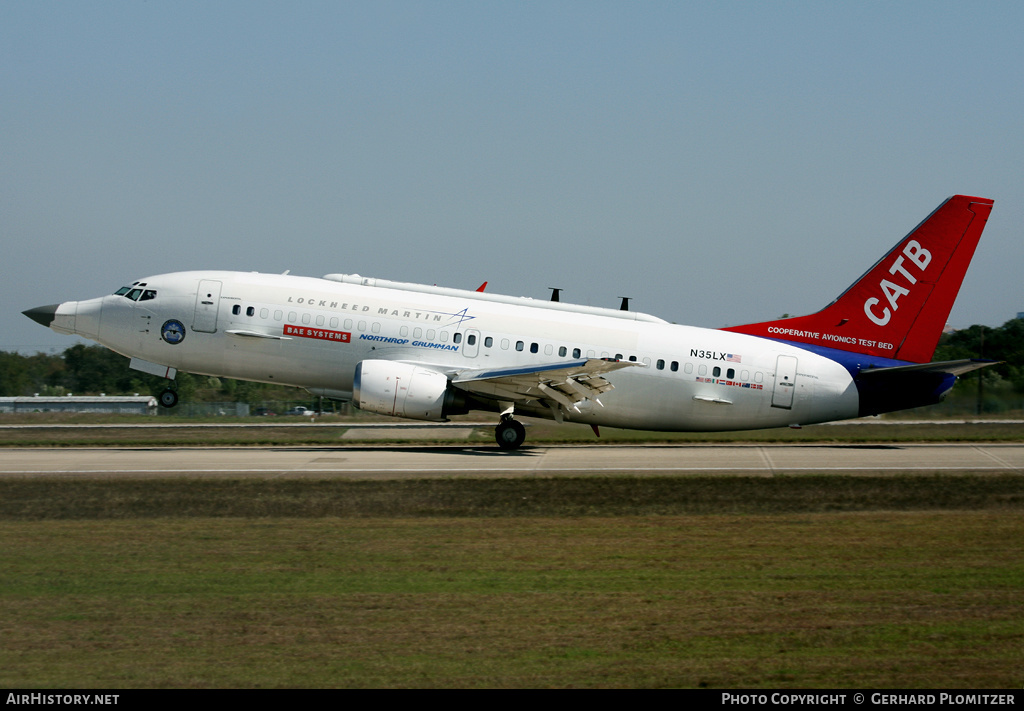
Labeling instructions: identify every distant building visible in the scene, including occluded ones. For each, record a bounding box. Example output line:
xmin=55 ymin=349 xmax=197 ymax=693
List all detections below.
xmin=0 ymin=394 xmax=158 ymax=415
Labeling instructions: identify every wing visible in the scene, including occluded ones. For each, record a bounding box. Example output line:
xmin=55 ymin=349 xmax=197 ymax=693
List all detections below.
xmin=226 ymin=329 xmax=292 ymax=340
xmin=451 ymin=358 xmax=643 ymax=421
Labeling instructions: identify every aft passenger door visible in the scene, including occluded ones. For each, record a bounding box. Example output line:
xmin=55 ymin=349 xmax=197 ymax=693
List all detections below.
xmin=771 ymin=355 xmax=798 ymax=409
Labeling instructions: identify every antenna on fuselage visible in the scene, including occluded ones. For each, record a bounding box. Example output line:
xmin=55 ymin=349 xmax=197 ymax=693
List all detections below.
xmin=549 ymin=288 xmax=562 ymax=302
xmin=618 ymin=296 xmax=630 ymax=311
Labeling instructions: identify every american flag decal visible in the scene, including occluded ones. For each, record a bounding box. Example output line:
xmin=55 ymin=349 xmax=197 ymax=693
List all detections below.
xmin=726 ymin=353 xmax=742 ymax=363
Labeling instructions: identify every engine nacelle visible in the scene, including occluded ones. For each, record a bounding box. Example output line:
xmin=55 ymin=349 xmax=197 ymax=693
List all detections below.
xmin=353 ymin=360 xmax=468 ymax=421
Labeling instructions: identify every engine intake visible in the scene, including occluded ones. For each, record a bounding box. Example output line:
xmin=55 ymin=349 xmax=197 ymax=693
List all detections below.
xmin=353 ymin=360 xmax=468 ymax=421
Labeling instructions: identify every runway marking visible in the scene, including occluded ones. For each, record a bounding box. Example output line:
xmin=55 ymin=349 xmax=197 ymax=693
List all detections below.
xmin=756 ymin=446 xmax=776 ymax=476
xmin=972 ymin=445 xmax=1017 ymax=469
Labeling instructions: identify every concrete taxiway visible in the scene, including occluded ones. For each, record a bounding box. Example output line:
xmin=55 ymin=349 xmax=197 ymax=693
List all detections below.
xmin=2 ymin=443 xmax=1023 ymax=479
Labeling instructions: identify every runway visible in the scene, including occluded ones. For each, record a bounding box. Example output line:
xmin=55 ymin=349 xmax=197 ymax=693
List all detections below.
xmin=2 ymin=443 xmax=1023 ymax=479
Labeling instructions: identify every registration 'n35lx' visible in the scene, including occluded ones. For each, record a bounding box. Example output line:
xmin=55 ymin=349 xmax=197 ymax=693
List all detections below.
xmin=24 ymin=195 xmax=995 ymax=449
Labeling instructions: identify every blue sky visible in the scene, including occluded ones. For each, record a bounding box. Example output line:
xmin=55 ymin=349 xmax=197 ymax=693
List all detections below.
xmin=3 ymin=1 xmax=1022 ymax=353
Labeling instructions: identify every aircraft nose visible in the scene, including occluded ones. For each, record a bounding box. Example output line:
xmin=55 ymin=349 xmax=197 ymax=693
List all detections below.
xmin=22 ymin=299 xmax=102 ymax=338
xmin=71 ymin=297 xmax=103 ymax=339
xmin=22 ymin=304 xmax=60 ymax=328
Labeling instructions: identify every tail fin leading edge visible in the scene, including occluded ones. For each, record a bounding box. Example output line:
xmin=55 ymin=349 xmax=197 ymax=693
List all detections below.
xmin=722 ymin=195 xmax=994 ymax=363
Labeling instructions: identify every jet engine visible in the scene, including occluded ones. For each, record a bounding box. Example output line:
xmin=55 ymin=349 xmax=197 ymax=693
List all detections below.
xmin=353 ymin=360 xmax=469 ymax=421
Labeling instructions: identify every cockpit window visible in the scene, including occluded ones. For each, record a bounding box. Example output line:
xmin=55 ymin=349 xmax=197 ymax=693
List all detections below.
xmin=115 ymin=286 xmax=157 ymax=301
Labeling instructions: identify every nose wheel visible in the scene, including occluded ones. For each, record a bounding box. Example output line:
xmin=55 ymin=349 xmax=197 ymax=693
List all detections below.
xmin=158 ymin=387 xmax=179 ymax=408
xmin=495 ymin=417 xmax=526 ymax=450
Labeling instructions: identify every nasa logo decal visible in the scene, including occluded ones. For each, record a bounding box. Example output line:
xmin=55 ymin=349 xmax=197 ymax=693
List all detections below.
xmin=161 ymin=319 xmax=186 ymax=345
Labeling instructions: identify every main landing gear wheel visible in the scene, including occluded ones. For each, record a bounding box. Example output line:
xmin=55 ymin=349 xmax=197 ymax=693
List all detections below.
xmin=158 ymin=388 xmax=179 ymax=408
xmin=495 ymin=418 xmax=526 ymax=450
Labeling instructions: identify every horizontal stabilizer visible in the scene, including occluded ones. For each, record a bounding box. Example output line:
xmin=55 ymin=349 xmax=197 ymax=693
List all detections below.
xmin=857 ymin=358 xmax=1000 ymax=378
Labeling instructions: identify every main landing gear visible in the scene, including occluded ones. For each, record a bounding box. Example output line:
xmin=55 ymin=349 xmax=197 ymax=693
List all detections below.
xmin=158 ymin=386 xmax=179 ymax=408
xmin=495 ymin=415 xmax=526 ymax=450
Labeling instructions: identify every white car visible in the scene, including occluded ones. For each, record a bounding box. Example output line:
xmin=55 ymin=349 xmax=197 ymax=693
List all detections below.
xmin=285 ymin=406 xmax=315 ymax=416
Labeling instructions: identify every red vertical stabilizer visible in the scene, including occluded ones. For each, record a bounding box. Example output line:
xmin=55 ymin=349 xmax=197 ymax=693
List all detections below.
xmin=722 ymin=195 xmax=993 ymax=363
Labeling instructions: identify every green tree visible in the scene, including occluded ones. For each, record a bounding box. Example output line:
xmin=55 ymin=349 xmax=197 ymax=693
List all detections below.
xmin=935 ymin=318 xmax=1024 ymax=393
xmin=0 ymin=351 xmax=66 ymax=396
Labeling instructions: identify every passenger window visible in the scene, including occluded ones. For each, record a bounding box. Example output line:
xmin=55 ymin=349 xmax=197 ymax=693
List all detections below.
xmin=329 ymin=317 xmax=338 ymax=328
xmin=453 ymin=332 xmax=463 ymax=344
xmin=501 ymin=339 xmax=509 ymax=350
xmin=467 ymin=334 xmax=476 ymax=346
xmin=288 ymin=312 xmax=297 ymax=323
xmin=516 ymin=341 xmax=524 ymax=351
xmin=345 ymin=319 xmax=354 ymax=330
xmin=260 ymin=308 xmax=269 ymax=319
xmin=414 ymin=328 xmax=422 ymax=338
xmin=684 ymin=363 xmax=693 ymax=374
xmin=544 ymin=344 xmax=553 ymax=355
xmin=698 ymin=364 xmax=707 ymax=376
xmin=670 ymin=361 xmax=678 ymax=372
xmin=426 ymin=329 xmax=434 ymax=339
xmin=484 ymin=336 xmax=493 ymax=348
xmin=315 ymin=314 xmax=324 ymax=326
xmin=530 ymin=343 xmax=539 ymax=353
xmin=274 ymin=310 xmax=283 ymax=321
xmin=247 ymin=307 xmax=256 ymax=317
xmin=358 ymin=321 xmax=366 ymax=331
xmin=559 ymin=346 xmax=567 ymax=357
xmin=628 ymin=355 xmax=637 ymax=362
xmin=232 ymin=305 xmax=241 ymax=316
xmin=371 ymin=323 xmax=380 ymax=333
xmin=400 ymin=326 xmax=409 ymax=337
xmin=657 ymin=359 xmax=665 ymax=370
xmin=727 ymin=368 xmax=735 ymax=379
xmin=713 ymin=366 xmax=721 ymax=377
xmin=573 ymin=348 xmax=582 ymax=359
xmin=302 ymin=313 xmax=311 ymax=325
xmin=741 ymin=370 xmax=749 ymax=381
xmin=615 ymin=353 xmax=623 ymax=360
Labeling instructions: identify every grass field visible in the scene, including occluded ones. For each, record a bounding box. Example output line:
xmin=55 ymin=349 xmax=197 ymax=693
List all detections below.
xmin=2 ymin=417 xmax=1022 ymax=688
xmin=2 ymin=472 xmax=1023 ymax=688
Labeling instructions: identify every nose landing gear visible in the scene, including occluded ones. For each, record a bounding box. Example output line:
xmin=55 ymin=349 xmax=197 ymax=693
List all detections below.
xmin=495 ymin=416 xmax=526 ymax=450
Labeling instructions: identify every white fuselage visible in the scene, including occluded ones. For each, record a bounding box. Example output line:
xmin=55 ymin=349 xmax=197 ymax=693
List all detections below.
xmin=51 ymin=270 xmax=861 ymax=430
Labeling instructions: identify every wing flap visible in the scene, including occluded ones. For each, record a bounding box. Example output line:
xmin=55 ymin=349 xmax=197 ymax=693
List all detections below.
xmin=452 ymin=358 xmax=641 ymax=415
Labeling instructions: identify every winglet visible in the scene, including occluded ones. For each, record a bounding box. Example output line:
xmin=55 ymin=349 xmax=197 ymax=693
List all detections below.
xmin=722 ymin=195 xmax=994 ymax=363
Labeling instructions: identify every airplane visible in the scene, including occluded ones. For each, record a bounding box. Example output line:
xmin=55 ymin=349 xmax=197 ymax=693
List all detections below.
xmin=23 ymin=194 xmax=995 ymax=450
